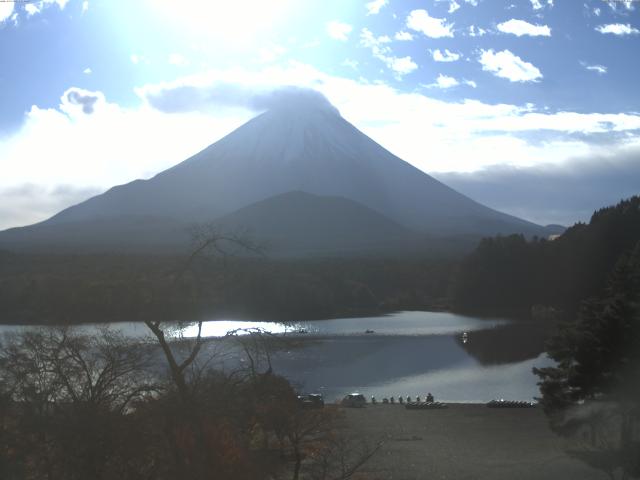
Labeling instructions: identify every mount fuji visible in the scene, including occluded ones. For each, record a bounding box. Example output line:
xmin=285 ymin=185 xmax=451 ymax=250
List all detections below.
xmin=0 ymin=90 xmax=550 ymax=256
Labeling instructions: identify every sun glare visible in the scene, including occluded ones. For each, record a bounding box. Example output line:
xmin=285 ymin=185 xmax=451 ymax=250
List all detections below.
xmin=150 ymin=0 xmax=294 ymax=47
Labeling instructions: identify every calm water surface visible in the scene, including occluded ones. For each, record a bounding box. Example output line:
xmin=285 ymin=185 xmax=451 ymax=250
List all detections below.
xmin=0 ymin=311 xmax=552 ymax=403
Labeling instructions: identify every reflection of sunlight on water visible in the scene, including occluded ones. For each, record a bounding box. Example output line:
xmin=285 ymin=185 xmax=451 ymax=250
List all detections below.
xmin=177 ymin=311 xmax=510 ymax=338
xmin=180 ymin=320 xmax=293 ymax=338
xmin=0 ymin=311 xmax=510 ymax=340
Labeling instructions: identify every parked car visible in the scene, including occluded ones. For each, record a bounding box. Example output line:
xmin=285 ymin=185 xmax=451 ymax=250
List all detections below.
xmin=297 ymin=393 xmax=325 ymax=409
xmin=341 ymin=393 xmax=366 ymax=408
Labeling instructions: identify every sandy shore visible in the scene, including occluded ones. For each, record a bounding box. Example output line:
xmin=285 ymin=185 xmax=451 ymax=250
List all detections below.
xmin=342 ymin=403 xmax=607 ymax=480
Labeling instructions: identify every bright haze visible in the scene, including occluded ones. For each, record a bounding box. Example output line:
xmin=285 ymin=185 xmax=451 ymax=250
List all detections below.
xmin=0 ymin=0 xmax=639 ymax=229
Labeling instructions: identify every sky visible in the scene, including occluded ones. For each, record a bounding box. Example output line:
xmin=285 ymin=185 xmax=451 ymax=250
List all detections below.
xmin=0 ymin=0 xmax=639 ymax=229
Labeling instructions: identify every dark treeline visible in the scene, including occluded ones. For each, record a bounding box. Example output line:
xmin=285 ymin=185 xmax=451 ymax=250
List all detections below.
xmin=452 ymin=196 xmax=640 ymax=317
xmin=0 ymin=252 xmax=454 ymax=325
xmin=451 ymin=196 xmax=640 ymax=477
xmin=534 ymin=233 xmax=640 ymax=479
xmin=3 ymin=196 xmax=639 ymax=326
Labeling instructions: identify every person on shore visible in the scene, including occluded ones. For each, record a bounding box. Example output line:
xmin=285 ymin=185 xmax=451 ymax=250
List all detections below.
xmin=426 ymin=392 xmax=434 ymax=403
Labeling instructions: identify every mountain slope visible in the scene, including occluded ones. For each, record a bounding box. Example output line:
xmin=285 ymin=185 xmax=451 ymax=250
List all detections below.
xmin=215 ymin=191 xmax=423 ymax=256
xmin=0 ymin=192 xmax=424 ymax=256
xmin=0 ymin=93 xmax=548 ymax=254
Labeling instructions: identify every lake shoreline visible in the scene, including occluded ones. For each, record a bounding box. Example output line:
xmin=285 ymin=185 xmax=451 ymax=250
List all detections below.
xmin=1 ymin=312 xmax=552 ymax=404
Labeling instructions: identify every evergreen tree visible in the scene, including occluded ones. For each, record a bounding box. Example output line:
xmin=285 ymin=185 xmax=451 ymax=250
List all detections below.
xmin=534 ymin=242 xmax=640 ymax=478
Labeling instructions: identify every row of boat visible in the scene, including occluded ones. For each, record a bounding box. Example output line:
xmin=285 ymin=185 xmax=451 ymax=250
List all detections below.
xmin=486 ymin=399 xmax=535 ymax=408
xmin=405 ymin=401 xmax=448 ymax=410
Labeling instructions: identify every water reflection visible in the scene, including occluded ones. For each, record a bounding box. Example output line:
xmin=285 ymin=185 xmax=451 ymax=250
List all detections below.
xmin=181 ymin=311 xmax=510 ymax=338
xmin=364 ymin=353 xmax=553 ymax=403
xmin=0 ymin=311 xmax=551 ymax=402
xmin=457 ymin=321 xmax=554 ymax=366
xmin=266 ymin=333 xmax=552 ymax=402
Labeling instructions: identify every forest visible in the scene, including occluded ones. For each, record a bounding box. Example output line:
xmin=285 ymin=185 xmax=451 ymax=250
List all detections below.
xmin=452 ymin=196 xmax=640 ymax=318
xmin=1 ymin=196 xmax=638 ymax=326
xmin=0 ymin=251 xmax=454 ymax=325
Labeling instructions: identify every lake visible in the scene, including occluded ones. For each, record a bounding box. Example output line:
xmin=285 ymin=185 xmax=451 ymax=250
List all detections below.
xmin=0 ymin=311 xmax=554 ymax=403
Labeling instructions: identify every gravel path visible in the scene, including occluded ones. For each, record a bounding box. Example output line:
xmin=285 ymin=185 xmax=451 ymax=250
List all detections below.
xmin=342 ymin=404 xmax=607 ymax=480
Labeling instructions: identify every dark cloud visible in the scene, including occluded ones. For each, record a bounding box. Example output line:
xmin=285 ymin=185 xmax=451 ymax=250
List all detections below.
xmin=144 ymin=83 xmax=339 ymax=115
xmin=434 ymin=147 xmax=640 ymax=227
xmin=0 ymin=184 xmax=101 ymax=230
xmin=65 ymin=89 xmax=101 ymax=114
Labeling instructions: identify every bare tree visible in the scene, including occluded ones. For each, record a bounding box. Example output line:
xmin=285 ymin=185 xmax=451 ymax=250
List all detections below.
xmin=0 ymin=327 xmax=159 ymax=480
xmin=144 ymin=224 xmax=263 ymax=403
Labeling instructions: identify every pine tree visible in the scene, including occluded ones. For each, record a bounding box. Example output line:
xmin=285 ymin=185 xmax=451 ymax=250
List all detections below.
xmin=534 ymin=242 xmax=640 ymax=478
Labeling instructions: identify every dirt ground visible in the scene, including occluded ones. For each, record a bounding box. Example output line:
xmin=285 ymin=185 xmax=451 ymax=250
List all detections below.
xmin=341 ymin=404 xmax=608 ymax=480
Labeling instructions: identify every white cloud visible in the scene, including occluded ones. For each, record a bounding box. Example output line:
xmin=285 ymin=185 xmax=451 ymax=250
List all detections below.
xmin=595 ymin=23 xmax=640 ymax=35
xmin=605 ymin=0 xmax=635 ymax=11
xmin=0 ymin=86 xmax=253 ymax=227
xmin=463 ymin=0 xmax=478 ymax=5
xmin=425 ymin=75 xmax=476 ymax=89
xmin=593 ymin=7 xmax=601 ymax=16
xmin=394 ymin=31 xmax=414 ymax=41
xmin=497 ymin=19 xmax=551 ymax=37
xmin=326 ymin=20 xmax=353 ymax=41
xmin=0 ymin=2 xmax=14 ymax=23
xmin=83 ymin=67 xmax=92 ymax=75
xmin=25 ymin=3 xmax=42 ymax=16
xmin=431 ymin=74 xmax=460 ymax=89
xmin=19 ymin=0 xmax=70 ymax=18
xmin=448 ymin=1 xmax=460 ymax=13
xmin=530 ymin=0 xmax=553 ymax=9
xmin=130 ymin=54 xmax=141 ymax=64
xmin=386 ymin=56 xmax=418 ymax=76
xmin=360 ymin=28 xmax=415 ymax=77
xmin=479 ymin=49 xmax=543 ymax=82
xmin=468 ymin=25 xmax=486 ymax=37
xmin=366 ymin=0 xmax=388 ymax=15
xmin=360 ymin=28 xmax=392 ymax=50
xmin=406 ymin=9 xmax=454 ymax=38
xmin=581 ymin=62 xmax=607 ymax=74
xmin=82 ymin=1 xmax=89 ymax=13
xmin=432 ymin=48 xmax=460 ymax=62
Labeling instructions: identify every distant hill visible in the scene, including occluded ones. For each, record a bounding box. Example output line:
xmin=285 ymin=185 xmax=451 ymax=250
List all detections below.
xmin=0 ymin=91 xmax=551 ymax=256
xmin=215 ymin=191 xmax=424 ymax=256
xmin=452 ymin=196 xmax=640 ymax=316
